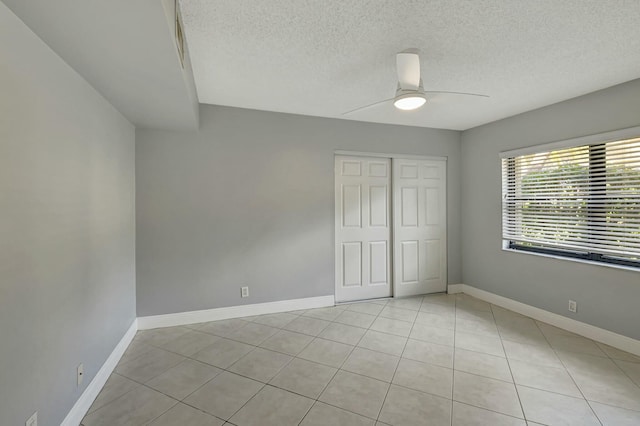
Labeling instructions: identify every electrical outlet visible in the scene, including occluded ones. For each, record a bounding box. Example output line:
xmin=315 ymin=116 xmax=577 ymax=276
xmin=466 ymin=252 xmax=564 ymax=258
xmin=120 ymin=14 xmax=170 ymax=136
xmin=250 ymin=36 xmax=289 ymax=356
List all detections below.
xmin=26 ymin=411 xmax=37 ymax=426
xmin=77 ymin=363 xmax=84 ymax=386
xmin=241 ymin=286 xmax=249 ymax=298
xmin=568 ymin=300 xmax=577 ymax=313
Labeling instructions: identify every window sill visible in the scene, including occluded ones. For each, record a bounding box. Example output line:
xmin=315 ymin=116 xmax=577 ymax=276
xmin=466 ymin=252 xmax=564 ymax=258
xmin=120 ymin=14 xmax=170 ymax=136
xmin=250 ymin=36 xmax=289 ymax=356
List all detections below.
xmin=501 ymin=247 xmax=640 ymax=273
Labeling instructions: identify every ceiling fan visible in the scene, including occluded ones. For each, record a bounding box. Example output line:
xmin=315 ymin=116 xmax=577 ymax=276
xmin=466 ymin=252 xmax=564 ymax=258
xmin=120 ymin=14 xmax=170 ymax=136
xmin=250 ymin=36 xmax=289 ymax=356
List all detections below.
xmin=343 ymin=50 xmax=489 ymax=115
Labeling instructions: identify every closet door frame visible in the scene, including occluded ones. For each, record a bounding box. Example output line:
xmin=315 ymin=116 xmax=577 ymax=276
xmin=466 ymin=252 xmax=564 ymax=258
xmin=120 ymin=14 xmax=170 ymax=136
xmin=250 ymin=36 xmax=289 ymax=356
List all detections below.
xmin=334 ymin=151 xmax=448 ymax=301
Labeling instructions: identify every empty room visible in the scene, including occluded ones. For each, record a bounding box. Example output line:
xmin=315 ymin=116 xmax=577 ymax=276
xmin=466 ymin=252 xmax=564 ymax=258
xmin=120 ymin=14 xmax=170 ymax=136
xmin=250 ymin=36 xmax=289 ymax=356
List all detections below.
xmin=2 ymin=1 xmax=640 ymax=425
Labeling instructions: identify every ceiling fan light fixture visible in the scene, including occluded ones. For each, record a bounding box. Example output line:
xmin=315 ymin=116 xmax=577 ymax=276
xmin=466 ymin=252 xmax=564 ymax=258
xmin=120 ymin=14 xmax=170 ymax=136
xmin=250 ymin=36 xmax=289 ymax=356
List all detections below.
xmin=393 ymin=92 xmax=427 ymax=110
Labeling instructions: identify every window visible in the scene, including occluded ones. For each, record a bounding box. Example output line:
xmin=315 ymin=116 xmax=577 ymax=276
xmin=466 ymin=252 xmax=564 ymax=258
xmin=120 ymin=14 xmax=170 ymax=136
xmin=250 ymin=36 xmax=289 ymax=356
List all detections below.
xmin=501 ymin=131 xmax=640 ymax=268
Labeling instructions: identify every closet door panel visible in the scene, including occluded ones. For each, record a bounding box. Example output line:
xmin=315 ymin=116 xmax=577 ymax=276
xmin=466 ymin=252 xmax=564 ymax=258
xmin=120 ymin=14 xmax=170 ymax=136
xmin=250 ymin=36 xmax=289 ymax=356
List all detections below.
xmin=335 ymin=156 xmax=392 ymax=302
xmin=393 ymin=159 xmax=447 ymax=297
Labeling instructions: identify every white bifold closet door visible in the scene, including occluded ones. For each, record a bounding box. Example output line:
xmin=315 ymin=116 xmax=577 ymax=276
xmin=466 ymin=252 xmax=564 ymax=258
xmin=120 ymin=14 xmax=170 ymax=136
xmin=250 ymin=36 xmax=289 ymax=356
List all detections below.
xmin=393 ymin=158 xmax=447 ymax=297
xmin=335 ymin=156 xmax=392 ymax=302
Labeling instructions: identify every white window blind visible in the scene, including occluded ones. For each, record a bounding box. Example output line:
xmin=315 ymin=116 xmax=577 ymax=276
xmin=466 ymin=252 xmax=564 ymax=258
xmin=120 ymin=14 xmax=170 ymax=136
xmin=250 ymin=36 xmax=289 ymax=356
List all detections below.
xmin=501 ymin=135 xmax=640 ymax=267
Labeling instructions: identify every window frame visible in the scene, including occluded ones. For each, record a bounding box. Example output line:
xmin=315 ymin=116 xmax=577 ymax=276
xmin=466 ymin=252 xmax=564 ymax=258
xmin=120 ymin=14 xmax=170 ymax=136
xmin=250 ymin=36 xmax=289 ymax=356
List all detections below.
xmin=500 ymin=127 xmax=640 ymax=270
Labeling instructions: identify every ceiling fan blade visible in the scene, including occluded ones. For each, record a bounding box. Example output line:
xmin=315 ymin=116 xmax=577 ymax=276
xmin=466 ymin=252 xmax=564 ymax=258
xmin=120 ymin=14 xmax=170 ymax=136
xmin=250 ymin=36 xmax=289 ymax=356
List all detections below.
xmin=341 ymin=98 xmax=395 ymax=115
xmin=424 ymin=90 xmax=489 ymax=98
xmin=396 ymin=53 xmax=421 ymax=90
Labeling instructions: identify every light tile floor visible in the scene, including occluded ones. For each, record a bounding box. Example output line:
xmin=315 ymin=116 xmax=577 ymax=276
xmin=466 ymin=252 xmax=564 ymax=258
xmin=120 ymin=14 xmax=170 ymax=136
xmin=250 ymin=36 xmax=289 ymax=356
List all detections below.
xmin=82 ymin=294 xmax=640 ymax=425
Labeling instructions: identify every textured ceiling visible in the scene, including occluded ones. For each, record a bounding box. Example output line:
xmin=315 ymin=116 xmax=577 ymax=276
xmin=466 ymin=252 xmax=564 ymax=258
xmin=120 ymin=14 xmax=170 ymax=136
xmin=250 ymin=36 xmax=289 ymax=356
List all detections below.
xmin=181 ymin=0 xmax=640 ymax=130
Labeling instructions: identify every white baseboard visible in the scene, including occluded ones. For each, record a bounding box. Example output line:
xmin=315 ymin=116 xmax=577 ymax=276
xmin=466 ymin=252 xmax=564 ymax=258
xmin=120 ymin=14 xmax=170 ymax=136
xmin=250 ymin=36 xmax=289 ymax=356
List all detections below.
xmin=459 ymin=284 xmax=640 ymax=357
xmin=447 ymin=284 xmax=464 ymax=294
xmin=137 ymin=295 xmax=336 ymax=330
xmin=61 ymin=319 xmax=138 ymax=426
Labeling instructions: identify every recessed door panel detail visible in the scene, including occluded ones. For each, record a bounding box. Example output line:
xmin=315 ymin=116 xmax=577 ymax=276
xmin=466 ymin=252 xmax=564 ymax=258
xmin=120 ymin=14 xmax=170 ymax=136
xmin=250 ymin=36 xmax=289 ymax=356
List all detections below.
xmin=401 ymin=187 xmax=418 ymax=227
xmin=342 ymin=185 xmax=361 ymax=227
xmin=369 ymin=162 xmax=388 ymax=177
xmin=369 ymin=186 xmax=387 ymax=227
xmin=400 ymin=165 xmax=418 ymax=179
xmin=342 ymin=242 xmax=362 ymax=287
xmin=369 ymin=241 xmax=388 ymax=284
xmin=424 ymin=240 xmax=441 ymax=280
xmin=342 ymin=161 xmax=361 ymax=176
xmin=425 ymin=188 xmax=439 ymax=225
xmin=423 ymin=166 xmax=439 ymax=179
xmin=401 ymin=241 xmax=419 ymax=283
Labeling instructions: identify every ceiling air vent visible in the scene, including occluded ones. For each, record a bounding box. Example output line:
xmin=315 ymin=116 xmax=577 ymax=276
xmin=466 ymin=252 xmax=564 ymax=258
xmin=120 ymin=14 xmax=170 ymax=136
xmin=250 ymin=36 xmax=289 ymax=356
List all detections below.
xmin=175 ymin=0 xmax=185 ymax=67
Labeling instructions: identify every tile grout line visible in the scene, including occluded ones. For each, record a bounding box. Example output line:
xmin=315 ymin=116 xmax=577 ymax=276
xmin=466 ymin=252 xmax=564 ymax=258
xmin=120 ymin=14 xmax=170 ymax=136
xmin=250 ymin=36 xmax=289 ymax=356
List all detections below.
xmin=451 ymin=400 xmax=533 ymax=424
xmin=104 ymin=371 xmax=225 ymax=425
xmin=112 ymin=350 xmax=203 ymax=403
xmin=148 ymin=319 xmax=270 ymax=423
xmin=86 ymin=376 xmax=181 ymax=426
xmin=309 ymin=298 xmax=456 ymax=423
xmin=489 ymin=302 xmax=528 ymax=422
xmin=594 ymin=341 xmax=640 ymax=396
xmin=535 ymin=320 xmax=605 ymax=426
xmin=373 ymin=294 xmax=450 ymax=423
xmin=448 ymin=301 xmax=536 ymax=417
xmin=117 ymin=362 xmax=231 ymax=424
xmin=212 ymin=310 xmax=344 ymax=424
xmin=297 ymin=299 xmax=391 ymax=425
xmin=214 ymin=299 xmax=461 ymax=422
xmin=328 ymin=300 xmax=391 ymax=422
xmin=225 ymin=311 xmax=330 ymax=382
xmin=145 ymin=329 xmax=256 ymax=420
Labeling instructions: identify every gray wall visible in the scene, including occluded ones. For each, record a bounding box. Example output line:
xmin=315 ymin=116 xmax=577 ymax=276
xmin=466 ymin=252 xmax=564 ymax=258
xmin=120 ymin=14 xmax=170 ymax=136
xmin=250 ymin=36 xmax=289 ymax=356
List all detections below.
xmin=461 ymin=78 xmax=640 ymax=340
xmin=0 ymin=4 xmax=136 ymax=426
xmin=136 ymin=105 xmax=461 ymax=316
